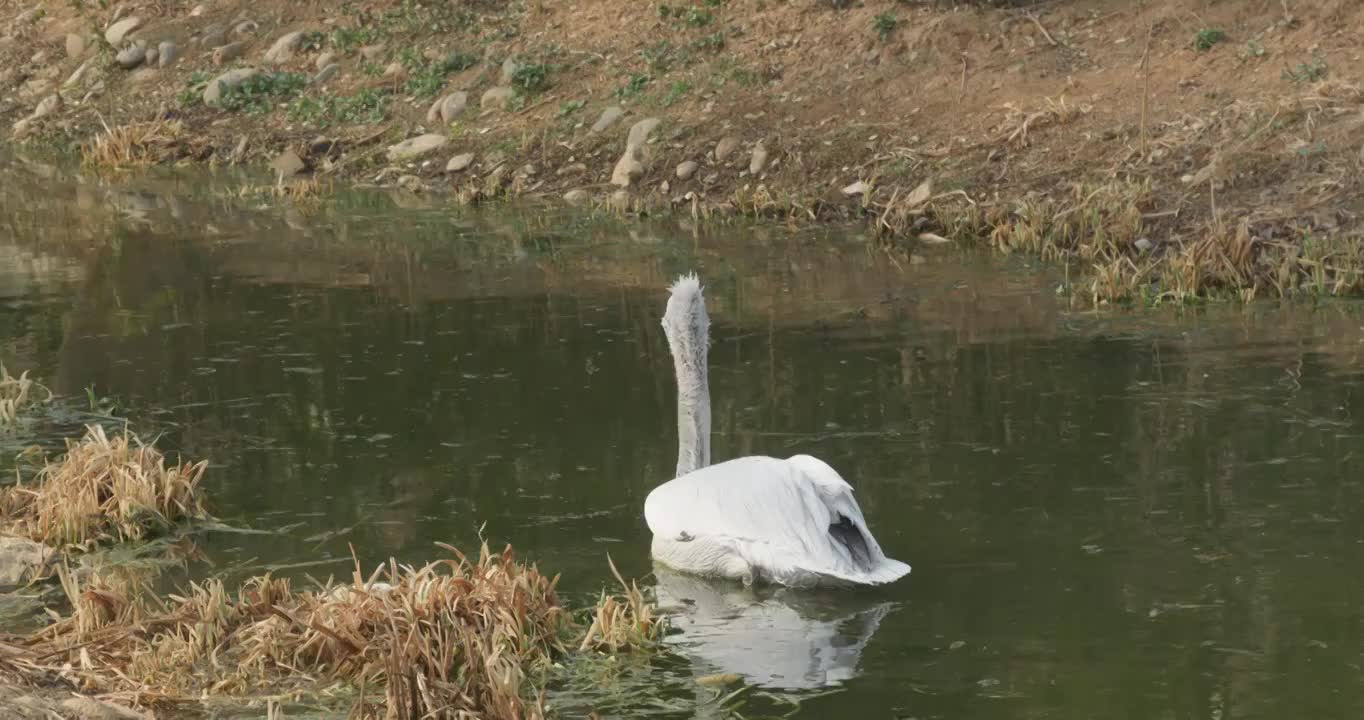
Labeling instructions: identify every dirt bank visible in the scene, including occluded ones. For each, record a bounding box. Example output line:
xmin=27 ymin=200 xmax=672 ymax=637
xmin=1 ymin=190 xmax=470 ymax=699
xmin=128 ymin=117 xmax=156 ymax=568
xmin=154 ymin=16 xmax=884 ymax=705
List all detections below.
xmin=2 ymin=0 xmax=1362 ymax=303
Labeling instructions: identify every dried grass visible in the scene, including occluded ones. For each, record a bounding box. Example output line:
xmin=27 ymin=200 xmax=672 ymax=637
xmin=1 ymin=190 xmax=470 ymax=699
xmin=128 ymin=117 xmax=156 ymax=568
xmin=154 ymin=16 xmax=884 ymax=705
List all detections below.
xmin=81 ymin=120 xmax=185 ymax=170
xmin=0 ymin=424 xmax=209 ymax=549
xmin=0 ymin=364 xmax=51 ymax=427
xmin=0 ymin=543 xmax=663 ymax=719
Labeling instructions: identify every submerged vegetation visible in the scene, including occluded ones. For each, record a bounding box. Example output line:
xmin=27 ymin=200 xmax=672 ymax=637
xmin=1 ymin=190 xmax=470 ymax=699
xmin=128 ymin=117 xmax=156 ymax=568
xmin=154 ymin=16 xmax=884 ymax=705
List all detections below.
xmin=0 ymin=365 xmax=50 ymax=428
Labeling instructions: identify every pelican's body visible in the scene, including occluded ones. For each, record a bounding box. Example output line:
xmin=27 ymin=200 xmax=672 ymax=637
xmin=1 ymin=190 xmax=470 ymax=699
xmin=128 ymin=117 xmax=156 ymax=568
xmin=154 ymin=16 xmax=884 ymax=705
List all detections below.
xmin=645 ymin=274 xmax=910 ymax=588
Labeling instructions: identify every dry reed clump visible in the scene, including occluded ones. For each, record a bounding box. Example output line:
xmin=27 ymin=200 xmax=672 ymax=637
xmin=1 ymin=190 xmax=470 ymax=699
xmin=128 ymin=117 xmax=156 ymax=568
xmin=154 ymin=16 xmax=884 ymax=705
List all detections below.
xmin=81 ymin=120 xmax=186 ymax=170
xmin=0 ymin=543 xmax=665 ymax=719
xmin=0 ymin=364 xmax=51 ymax=427
xmin=0 ymin=424 xmax=209 ymax=549
xmin=579 ymin=556 xmax=661 ymax=654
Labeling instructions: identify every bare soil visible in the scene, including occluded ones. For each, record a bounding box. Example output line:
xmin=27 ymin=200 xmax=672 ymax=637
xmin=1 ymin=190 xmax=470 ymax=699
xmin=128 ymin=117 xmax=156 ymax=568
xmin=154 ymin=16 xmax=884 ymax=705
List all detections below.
xmin=2 ymin=0 xmax=1362 ymax=301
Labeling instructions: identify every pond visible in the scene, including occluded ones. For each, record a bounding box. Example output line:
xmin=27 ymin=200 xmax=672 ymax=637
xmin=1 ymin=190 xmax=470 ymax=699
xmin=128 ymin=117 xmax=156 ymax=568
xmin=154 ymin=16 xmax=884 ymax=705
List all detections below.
xmin=4 ymin=152 xmax=1364 ymax=719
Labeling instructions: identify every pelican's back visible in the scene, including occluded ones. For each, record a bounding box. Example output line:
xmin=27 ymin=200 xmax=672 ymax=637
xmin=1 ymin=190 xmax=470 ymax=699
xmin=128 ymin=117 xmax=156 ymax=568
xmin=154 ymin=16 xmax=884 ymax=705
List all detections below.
xmin=645 ymin=455 xmax=910 ymax=587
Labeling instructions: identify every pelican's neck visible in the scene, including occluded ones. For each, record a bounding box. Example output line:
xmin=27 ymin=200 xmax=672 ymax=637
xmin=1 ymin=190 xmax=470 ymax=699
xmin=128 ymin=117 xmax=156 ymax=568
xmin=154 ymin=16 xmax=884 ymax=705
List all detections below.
xmin=663 ymin=274 xmax=711 ymax=477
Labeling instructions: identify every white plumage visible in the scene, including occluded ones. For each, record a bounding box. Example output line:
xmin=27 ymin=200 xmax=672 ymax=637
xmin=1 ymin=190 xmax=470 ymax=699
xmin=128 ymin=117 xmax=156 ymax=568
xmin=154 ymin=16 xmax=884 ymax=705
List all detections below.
xmin=644 ymin=274 xmax=910 ymax=588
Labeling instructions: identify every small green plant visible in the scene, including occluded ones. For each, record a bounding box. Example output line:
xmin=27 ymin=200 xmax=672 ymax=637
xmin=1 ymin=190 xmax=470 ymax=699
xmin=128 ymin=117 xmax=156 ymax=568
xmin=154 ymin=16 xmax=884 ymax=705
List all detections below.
xmin=1283 ymin=55 xmax=1327 ymax=82
xmin=693 ymin=30 xmax=726 ymax=52
xmin=873 ymin=13 xmax=897 ymax=41
xmin=299 ymin=31 xmax=327 ymax=52
xmin=616 ymin=73 xmax=651 ymax=100
xmin=657 ymin=3 xmax=674 ymax=18
xmin=220 ymin=72 xmax=308 ymax=114
xmin=400 ymin=48 xmax=477 ymax=97
xmin=287 ymin=89 xmax=390 ymax=127
xmin=1239 ymin=40 xmax=1265 ymax=60
xmin=557 ymin=99 xmax=585 ymax=117
xmin=685 ymin=7 xmax=713 ymax=26
xmin=1193 ymin=28 xmax=1226 ymax=52
xmin=330 ymin=26 xmax=378 ymax=52
xmin=661 ymin=79 xmax=692 ymax=107
xmin=177 ymin=70 xmax=211 ymax=106
xmin=511 ymin=62 xmax=550 ymax=94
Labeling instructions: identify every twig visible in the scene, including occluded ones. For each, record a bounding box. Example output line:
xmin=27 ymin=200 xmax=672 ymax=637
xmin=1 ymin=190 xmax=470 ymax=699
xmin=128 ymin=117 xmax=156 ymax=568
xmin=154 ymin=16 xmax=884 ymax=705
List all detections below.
xmin=1026 ymin=12 xmax=1059 ymax=46
xmin=1140 ymin=22 xmax=1153 ymax=159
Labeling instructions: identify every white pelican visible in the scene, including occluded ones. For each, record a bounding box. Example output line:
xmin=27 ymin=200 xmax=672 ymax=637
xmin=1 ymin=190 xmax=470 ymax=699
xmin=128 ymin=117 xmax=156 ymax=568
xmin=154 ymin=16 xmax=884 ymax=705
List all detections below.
xmin=643 ymin=274 xmax=910 ymax=587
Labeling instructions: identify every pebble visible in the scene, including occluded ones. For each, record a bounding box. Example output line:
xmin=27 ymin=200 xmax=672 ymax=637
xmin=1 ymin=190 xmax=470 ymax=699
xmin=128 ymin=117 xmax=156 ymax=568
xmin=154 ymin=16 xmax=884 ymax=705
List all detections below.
xmin=65 ymin=33 xmax=87 ymax=59
xmin=203 ymin=67 xmax=260 ymax=105
xmin=480 ymin=86 xmax=514 ymax=110
xmin=842 ymin=180 xmax=868 ymax=196
xmin=500 ymin=56 xmax=519 ymax=83
xmin=213 ymin=41 xmax=245 ymax=65
xmin=30 ymin=93 xmax=60 ymax=120
xmin=382 ymin=62 xmax=405 ymax=79
xmin=312 ymin=63 xmax=339 ymax=85
xmin=104 ymin=16 xmax=142 ymax=47
xmin=446 ymin=152 xmax=474 ymax=172
xmin=158 ymin=41 xmax=179 ymax=66
xmin=611 ymin=117 xmax=662 ymax=187
xmin=200 ymin=24 xmax=228 ymax=48
xmin=563 ymin=188 xmax=589 ymax=204
xmin=115 ymin=45 xmax=146 ymax=69
xmin=439 ymin=91 xmax=468 ymax=122
xmin=271 ymin=149 xmax=306 ymax=178
xmin=264 ymin=31 xmax=306 ymax=64
xmin=749 ymin=143 xmax=769 ymax=174
xmin=1135 ymin=237 xmax=1154 ymax=252
xmin=714 ymin=135 xmax=740 ymax=162
xmin=189 ymin=3 xmax=209 ymax=17
xmin=591 ymin=105 xmax=624 ymax=133
xmin=234 ymin=20 xmax=259 ymax=35
xmin=360 ymin=43 xmax=386 ymax=62
xmin=675 ymin=160 xmax=698 ymax=180
xmin=315 ymin=52 xmax=336 ymax=71
xmin=386 ymin=133 xmax=448 ymax=162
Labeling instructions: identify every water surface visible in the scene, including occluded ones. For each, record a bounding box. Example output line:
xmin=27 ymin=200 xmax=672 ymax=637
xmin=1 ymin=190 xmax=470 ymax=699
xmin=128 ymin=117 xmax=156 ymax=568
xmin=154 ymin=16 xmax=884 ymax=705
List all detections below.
xmin=4 ymin=154 xmax=1364 ymax=719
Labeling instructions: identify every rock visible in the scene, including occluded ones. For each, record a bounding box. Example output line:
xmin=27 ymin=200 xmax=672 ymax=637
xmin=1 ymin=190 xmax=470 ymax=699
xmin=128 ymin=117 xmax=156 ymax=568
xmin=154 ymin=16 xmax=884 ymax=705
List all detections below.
xmin=675 ymin=160 xmax=698 ymax=180
xmin=500 ymin=56 xmax=520 ymax=83
xmin=129 ymin=67 xmax=158 ymax=85
xmin=714 ymin=135 xmax=740 ymax=162
xmin=30 ymin=93 xmax=60 ymax=120
xmin=359 ymin=43 xmax=386 ymax=62
xmin=439 ymin=91 xmax=468 ymax=122
xmin=264 ymin=31 xmax=305 ymax=64
xmin=189 ymin=3 xmax=209 ymax=17
xmin=59 ymin=697 xmax=151 ymax=720
xmin=557 ymin=162 xmax=588 ymax=176
xmin=382 ymin=62 xmax=405 ymax=79
xmin=233 ymin=20 xmax=259 ymax=35
xmin=397 ymin=175 xmax=424 ymax=192
xmin=446 ymin=152 xmax=474 ymax=172
xmin=114 ymin=45 xmax=145 ymax=69
xmin=591 ymin=105 xmax=624 ymax=133
xmin=611 ymin=117 xmax=662 ymax=187
xmin=199 ymin=24 xmax=228 ymax=49
xmin=0 ymin=536 xmax=53 ymax=586
xmin=158 ymin=41 xmax=179 ymax=66
xmin=10 ymin=117 xmax=32 ymax=137
xmin=203 ymin=67 xmax=259 ymax=106
xmin=749 ymin=143 xmax=769 ymax=174
xmin=143 ymin=46 xmax=159 ymax=65
xmin=563 ymin=188 xmax=589 ymax=204
xmin=312 ymin=63 xmax=339 ymax=85
xmin=213 ymin=41 xmax=245 ymax=65
xmin=842 ymin=180 xmax=868 ymax=196
xmin=315 ymin=52 xmax=336 ymax=71
xmin=63 ymin=58 xmax=93 ymax=88
xmin=386 ymin=133 xmax=448 ymax=162
xmin=271 ymin=149 xmax=306 ymax=178
xmin=104 ymin=16 xmax=142 ymax=47
xmin=480 ymin=86 xmax=514 ymax=110
xmin=1134 ymin=237 xmax=1153 ymax=253
xmin=65 ymin=33 xmax=88 ymax=58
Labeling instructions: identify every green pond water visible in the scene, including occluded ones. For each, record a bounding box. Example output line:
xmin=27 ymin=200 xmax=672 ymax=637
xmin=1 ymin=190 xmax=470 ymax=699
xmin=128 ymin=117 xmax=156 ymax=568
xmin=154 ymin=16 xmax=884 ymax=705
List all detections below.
xmin=4 ymin=152 xmax=1364 ymax=718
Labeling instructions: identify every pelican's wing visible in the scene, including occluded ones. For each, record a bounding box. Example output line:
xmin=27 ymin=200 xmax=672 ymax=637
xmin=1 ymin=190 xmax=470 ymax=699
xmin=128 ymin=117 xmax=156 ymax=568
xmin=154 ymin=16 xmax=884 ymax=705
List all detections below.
xmin=644 ymin=456 xmax=908 ymax=585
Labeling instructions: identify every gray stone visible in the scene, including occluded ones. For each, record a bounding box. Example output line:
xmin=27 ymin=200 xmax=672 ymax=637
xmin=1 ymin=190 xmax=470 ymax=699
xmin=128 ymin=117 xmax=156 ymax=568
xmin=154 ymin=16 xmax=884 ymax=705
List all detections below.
xmin=311 ymin=63 xmax=339 ymax=85
xmin=500 ymin=56 xmax=519 ymax=83
xmin=714 ymin=135 xmax=740 ymax=162
xmin=143 ymin=46 xmax=158 ymax=65
xmin=749 ymin=143 xmax=769 ymax=174
xmin=271 ymin=149 xmax=306 ymax=178
xmin=203 ymin=67 xmax=259 ymax=106
xmin=158 ymin=41 xmax=178 ymax=66
xmin=233 ymin=20 xmax=259 ymax=35
xmin=213 ymin=41 xmax=245 ymax=65
xmin=65 ymin=33 xmax=88 ymax=58
xmin=446 ymin=152 xmax=474 ymax=172
xmin=842 ymin=180 xmax=868 ymax=197
xmin=315 ymin=52 xmax=336 ymax=71
xmin=386 ymin=133 xmax=448 ymax=162
xmin=591 ymin=105 xmax=624 ymax=133
xmin=480 ymin=86 xmax=514 ymax=110
xmin=563 ymin=188 xmax=589 ymax=204
xmin=104 ymin=16 xmax=143 ymax=47
xmin=189 ymin=3 xmax=209 ymax=17
xmin=0 ymin=536 xmax=53 ymax=586
xmin=611 ymin=117 xmax=662 ymax=188
xmin=114 ymin=45 xmax=145 ymax=69
xmin=1134 ymin=237 xmax=1153 ymax=253
xmin=200 ymin=24 xmax=227 ymax=48
xmin=439 ymin=91 xmax=468 ymax=122
xmin=30 ymin=93 xmax=60 ymax=120
xmin=675 ymin=160 xmax=698 ymax=180
xmin=264 ymin=31 xmax=305 ymax=64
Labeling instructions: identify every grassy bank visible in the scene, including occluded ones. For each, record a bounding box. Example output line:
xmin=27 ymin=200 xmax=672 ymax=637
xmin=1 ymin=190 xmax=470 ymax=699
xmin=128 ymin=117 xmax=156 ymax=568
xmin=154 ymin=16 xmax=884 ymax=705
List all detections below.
xmin=2 ymin=0 xmax=1362 ymax=305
